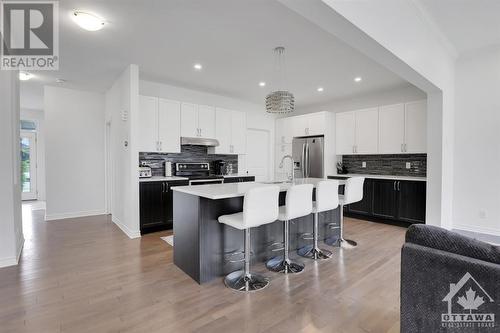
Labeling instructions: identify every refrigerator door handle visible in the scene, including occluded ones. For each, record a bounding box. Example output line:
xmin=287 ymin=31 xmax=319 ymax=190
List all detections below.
xmin=301 ymin=142 xmax=306 ymax=178
xmin=305 ymin=142 xmax=310 ymax=178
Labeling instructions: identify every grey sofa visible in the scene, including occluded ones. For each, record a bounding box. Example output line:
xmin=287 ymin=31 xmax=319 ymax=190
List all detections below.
xmin=401 ymin=224 xmax=500 ymax=332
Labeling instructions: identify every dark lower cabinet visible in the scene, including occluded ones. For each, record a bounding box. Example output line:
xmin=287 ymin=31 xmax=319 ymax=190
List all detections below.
xmin=397 ymin=180 xmax=426 ymax=223
xmin=372 ymin=179 xmax=398 ymax=219
xmin=329 ymin=176 xmax=426 ymax=225
xmin=223 ymin=176 xmax=255 ymax=183
xmin=139 ymin=179 xmax=189 ymax=234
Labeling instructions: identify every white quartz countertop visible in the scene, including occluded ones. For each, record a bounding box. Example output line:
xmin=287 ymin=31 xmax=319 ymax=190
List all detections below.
xmin=139 ymin=176 xmax=189 ymax=182
xmin=329 ymin=173 xmax=426 ymax=182
xmin=172 ymin=178 xmax=346 ymax=200
xmin=223 ymin=174 xmax=254 ymax=178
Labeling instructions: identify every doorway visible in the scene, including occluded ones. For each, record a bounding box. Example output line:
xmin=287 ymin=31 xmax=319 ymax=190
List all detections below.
xmin=20 ymin=130 xmax=37 ymax=200
xmin=246 ymin=128 xmax=270 ymax=182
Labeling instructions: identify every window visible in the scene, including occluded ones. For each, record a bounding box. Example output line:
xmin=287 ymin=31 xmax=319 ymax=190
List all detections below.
xmin=21 ymin=120 xmax=36 ymax=131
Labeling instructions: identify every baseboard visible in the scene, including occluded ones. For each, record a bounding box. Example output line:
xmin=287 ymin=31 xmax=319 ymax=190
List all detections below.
xmin=112 ymin=216 xmax=141 ymax=239
xmin=45 ymin=210 xmax=107 ymax=221
xmin=16 ymin=236 xmax=24 ymax=264
xmin=453 ymin=223 xmax=500 ymax=237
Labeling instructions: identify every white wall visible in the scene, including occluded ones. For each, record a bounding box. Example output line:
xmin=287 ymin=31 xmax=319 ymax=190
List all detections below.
xmin=106 ymin=65 xmax=141 ymax=238
xmin=44 ymin=87 xmax=106 ymax=220
xmin=453 ymin=49 xmax=500 ymax=236
xmin=0 ymin=71 xmax=24 ymax=268
xmin=280 ymin=0 xmax=455 ymax=228
xmin=297 ymin=85 xmax=426 ymax=115
xmin=20 ymin=108 xmax=46 ymax=200
xmin=139 ymin=80 xmax=276 ymax=175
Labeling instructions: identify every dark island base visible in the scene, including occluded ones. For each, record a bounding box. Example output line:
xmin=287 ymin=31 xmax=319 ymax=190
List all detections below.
xmin=174 ymin=191 xmax=341 ymax=284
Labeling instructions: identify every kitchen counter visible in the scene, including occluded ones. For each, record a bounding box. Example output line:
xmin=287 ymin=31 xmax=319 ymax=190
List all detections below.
xmin=139 ymin=176 xmax=188 ymax=182
xmin=172 ymin=178 xmax=346 ymax=200
xmin=172 ymin=177 xmax=342 ymax=284
xmin=329 ymin=173 xmax=426 ymax=182
xmin=222 ymin=173 xmax=254 ymax=178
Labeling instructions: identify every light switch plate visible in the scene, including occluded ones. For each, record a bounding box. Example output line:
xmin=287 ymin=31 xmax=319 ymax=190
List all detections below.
xmin=362 ymin=161 xmax=366 ymax=168
xmin=406 ymin=162 xmax=411 ymax=169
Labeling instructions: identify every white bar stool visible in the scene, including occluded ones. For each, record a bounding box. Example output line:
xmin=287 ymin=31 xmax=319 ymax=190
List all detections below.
xmin=326 ymin=177 xmax=365 ymax=248
xmin=298 ymin=180 xmax=339 ymax=260
xmin=218 ymin=185 xmax=280 ymax=292
xmin=266 ymin=184 xmax=313 ymax=274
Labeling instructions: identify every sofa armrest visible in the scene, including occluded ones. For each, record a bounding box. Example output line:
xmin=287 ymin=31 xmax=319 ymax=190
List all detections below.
xmin=406 ymin=225 xmax=500 ymax=265
xmin=401 ymin=243 xmax=500 ymax=333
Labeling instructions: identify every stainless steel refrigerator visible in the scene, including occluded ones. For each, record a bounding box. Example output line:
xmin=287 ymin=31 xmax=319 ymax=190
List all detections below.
xmin=292 ymin=136 xmax=324 ymax=178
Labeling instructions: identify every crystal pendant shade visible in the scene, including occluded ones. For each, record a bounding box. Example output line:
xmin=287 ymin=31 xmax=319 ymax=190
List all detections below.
xmin=266 ymin=46 xmax=294 ymax=114
xmin=265 ymin=90 xmax=295 ymax=114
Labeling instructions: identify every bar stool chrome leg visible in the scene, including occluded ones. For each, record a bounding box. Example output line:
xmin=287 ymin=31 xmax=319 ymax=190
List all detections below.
xmin=266 ymin=220 xmax=305 ymax=274
xmin=326 ymin=205 xmax=357 ymax=248
xmin=298 ymin=212 xmax=332 ymax=259
xmin=224 ymin=228 xmax=269 ymax=292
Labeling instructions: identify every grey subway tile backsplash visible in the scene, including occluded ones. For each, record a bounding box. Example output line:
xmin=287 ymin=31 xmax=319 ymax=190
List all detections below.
xmin=139 ymin=145 xmax=238 ymax=176
xmin=341 ymin=154 xmax=426 ymax=177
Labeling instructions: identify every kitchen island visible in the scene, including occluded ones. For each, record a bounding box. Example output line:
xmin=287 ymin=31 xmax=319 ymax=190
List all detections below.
xmin=172 ymin=178 xmax=343 ymax=284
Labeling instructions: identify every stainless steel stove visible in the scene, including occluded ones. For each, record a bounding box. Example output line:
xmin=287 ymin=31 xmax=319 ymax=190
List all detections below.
xmin=175 ymin=162 xmax=224 ymax=185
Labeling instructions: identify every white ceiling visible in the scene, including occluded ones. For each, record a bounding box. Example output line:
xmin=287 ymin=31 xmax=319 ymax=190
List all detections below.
xmin=21 ymin=0 xmax=416 ymax=110
xmin=418 ymin=0 xmax=500 ymax=55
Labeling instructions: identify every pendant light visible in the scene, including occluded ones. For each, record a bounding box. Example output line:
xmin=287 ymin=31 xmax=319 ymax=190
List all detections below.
xmin=266 ymin=47 xmax=295 ymax=114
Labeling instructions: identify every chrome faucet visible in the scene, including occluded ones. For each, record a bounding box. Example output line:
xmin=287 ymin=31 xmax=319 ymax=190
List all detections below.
xmin=279 ymin=155 xmax=294 ymax=182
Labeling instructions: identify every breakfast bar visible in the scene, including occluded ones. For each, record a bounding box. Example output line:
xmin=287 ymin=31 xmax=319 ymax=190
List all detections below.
xmin=172 ymin=178 xmax=343 ymax=284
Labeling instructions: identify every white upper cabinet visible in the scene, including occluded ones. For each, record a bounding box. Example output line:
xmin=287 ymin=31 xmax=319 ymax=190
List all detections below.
xmin=292 ymin=113 xmax=326 ymax=137
xmin=306 ymin=112 xmax=326 ymax=136
xmin=180 ymin=102 xmax=198 ymax=137
xmin=181 ymin=103 xmax=216 ymax=139
xmin=335 ymin=112 xmax=356 ymax=154
xmin=214 ymin=108 xmax=246 ymax=154
xmin=214 ymin=108 xmax=232 ymax=153
xmin=138 ymin=95 xmax=159 ymax=153
xmin=378 ymin=104 xmax=405 ymax=153
xmin=355 ymin=108 xmax=379 ymax=154
xmin=335 ymin=100 xmax=427 ymax=155
xmin=405 ymin=100 xmax=426 ymax=153
xmin=158 ymin=99 xmax=181 ymax=153
xmin=231 ymin=110 xmax=246 ymax=154
xmin=198 ymin=105 xmax=216 ymax=139
xmin=138 ymin=95 xmax=180 ymax=153
xmin=276 ymin=112 xmax=326 ymax=145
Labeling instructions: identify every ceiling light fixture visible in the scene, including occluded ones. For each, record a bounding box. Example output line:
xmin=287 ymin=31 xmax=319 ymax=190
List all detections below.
xmin=259 ymin=82 xmax=266 ymax=87
xmin=317 ymin=87 xmax=324 ymax=92
xmin=19 ymin=72 xmax=33 ymax=81
xmin=193 ymin=63 xmax=203 ymax=70
xmin=266 ymin=47 xmax=294 ymax=114
xmin=354 ymin=77 xmax=362 ymax=82
xmin=72 ymin=10 xmax=106 ymax=31
xmin=56 ymin=78 xmax=67 ymax=84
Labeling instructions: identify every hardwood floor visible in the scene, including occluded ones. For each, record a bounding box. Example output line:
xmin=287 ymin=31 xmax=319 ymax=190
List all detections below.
xmin=0 ymin=206 xmax=407 ymax=333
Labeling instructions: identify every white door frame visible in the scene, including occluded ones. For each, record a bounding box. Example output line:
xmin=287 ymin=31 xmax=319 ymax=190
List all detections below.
xmin=20 ymin=130 xmax=37 ymax=201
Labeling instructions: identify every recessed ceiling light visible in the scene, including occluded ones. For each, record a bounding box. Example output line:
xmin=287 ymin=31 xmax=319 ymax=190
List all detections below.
xmin=56 ymin=78 xmax=67 ymax=84
xmin=193 ymin=63 xmax=203 ymax=70
xmin=72 ymin=10 xmax=106 ymax=31
xmin=259 ymin=82 xmax=266 ymax=87
xmin=317 ymin=87 xmax=324 ymax=92
xmin=19 ymin=72 xmax=33 ymax=81
xmin=354 ymin=77 xmax=362 ymax=82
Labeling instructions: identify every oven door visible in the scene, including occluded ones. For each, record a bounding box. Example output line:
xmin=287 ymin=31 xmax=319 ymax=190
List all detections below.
xmin=189 ymin=179 xmax=224 ymax=186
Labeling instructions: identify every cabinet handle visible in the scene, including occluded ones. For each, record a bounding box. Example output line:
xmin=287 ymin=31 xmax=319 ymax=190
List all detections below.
xmin=404 ymin=143 xmax=407 ymax=152
xmin=199 ymin=128 xmax=202 ymax=137
xmin=159 ymin=141 xmax=162 ymax=151
xmin=393 ymin=181 xmax=396 ymax=191
xmin=401 ymin=143 xmax=404 ymax=152
xmin=397 ymin=181 xmax=401 ymax=191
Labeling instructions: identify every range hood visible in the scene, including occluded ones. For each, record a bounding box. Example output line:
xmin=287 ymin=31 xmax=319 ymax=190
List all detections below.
xmin=181 ymin=137 xmax=220 ymax=147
